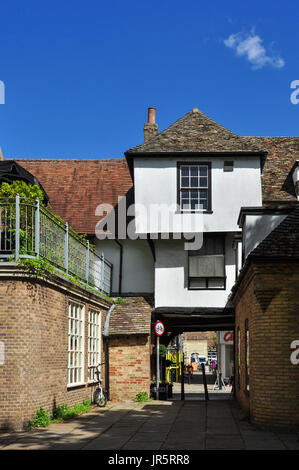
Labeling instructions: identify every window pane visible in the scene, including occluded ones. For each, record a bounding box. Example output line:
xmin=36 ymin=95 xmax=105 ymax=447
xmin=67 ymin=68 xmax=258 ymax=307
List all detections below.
xmin=189 ymin=278 xmax=206 ymax=288
xmin=199 ymin=166 xmax=208 ymax=176
xmin=208 ymin=278 xmax=225 ymax=288
xmin=190 ymin=190 xmax=199 ymax=199
xmin=181 ymin=177 xmax=189 ymax=187
xmin=191 ymin=177 xmax=198 ymax=187
xmin=191 ymin=200 xmax=199 ymax=210
xmin=181 ymin=166 xmax=189 ymax=176
xmin=190 ymin=167 xmax=198 ymax=176
xmin=200 ymin=177 xmax=208 ymax=187
xmin=181 ymin=200 xmax=190 ymax=210
xmin=200 ymin=200 xmax=208 ymax=210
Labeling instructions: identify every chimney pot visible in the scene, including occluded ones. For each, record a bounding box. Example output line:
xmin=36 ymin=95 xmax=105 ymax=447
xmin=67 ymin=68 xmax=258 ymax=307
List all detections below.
xmin=147 ymin=107 xmax=156 ymax=124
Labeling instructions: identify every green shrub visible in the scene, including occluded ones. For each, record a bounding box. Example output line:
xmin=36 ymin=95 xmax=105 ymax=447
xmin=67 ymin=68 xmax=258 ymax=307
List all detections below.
xmin=52 ymin=400 xmax=91 ymax=422
xmin=0 ymin=180 xmax=45 ymax=204
xmin=28 ymin=400 xmax=92 ymax=428
xmin=153 ymin=343 xmax=167 ymax=357
xmin=134 ymin=392 xmax=152 ymax=403
xmin=28 ymin=407 xmax=51 ymax=429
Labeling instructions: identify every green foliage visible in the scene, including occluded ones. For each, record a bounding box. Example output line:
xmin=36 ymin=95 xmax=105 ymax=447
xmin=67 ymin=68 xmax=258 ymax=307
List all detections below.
xmin=28 ymin=401 xmax=92 ymax=428
xmin=113 ymin=297 xmax=126 ymax=304
xmin=0 ymin=181 xmax=116 ymax=303
xmin=134 ymin=392 xmax=152 ymax=403
xmin=28 ymin=408 xmax=51 ymax=429
xmin=18 ymin=258 xmax=54 ymax=278
xmin=153 ymin=343 xmax=167 ymax=357
xmin=52 ymin=400 xmax=91 ymax=422
xmin=18 ymin=257 xmax=116 ymax=303
xmin=0 ymin=180 xmax=45 ymax=204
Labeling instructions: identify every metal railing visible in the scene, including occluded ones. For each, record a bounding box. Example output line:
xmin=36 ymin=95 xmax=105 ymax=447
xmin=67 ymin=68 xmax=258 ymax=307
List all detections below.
xmin=0 ymin=195 xmax=112 ymax=295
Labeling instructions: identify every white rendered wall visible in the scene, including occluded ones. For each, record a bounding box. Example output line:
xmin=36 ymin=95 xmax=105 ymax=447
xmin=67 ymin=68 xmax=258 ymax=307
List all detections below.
xmin=95 ymin=238 xmax=154 ymax=294
xmin=154 ymin=234 xmax=236 ymax=309
xmin=134 ymin=156 xmax=262 ymax=234
xmin=243 ymin=214 xmax=287 ymax=259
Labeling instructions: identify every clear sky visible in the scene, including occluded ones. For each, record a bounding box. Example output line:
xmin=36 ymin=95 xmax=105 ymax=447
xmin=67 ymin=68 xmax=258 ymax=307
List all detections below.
xmin=0 ymin=0 xmax=298 ymax=159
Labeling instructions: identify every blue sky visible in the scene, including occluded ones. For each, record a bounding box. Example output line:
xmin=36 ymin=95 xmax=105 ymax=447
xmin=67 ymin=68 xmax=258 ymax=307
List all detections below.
xmin=0 ymin=0 xmax=298 ymax=159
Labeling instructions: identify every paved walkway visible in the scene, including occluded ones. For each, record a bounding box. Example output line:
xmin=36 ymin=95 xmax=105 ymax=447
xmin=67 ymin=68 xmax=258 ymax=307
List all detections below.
xmin=0 ymin=399 xmax=298 ymax=450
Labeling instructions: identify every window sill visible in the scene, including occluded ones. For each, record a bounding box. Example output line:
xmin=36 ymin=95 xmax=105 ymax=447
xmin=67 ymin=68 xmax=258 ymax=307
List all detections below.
xmin=175 ymin=210 xmax=213 ymax=215
xmin=188 ymin=288 xmax=226 ymax=291
xmin=67 ymin=382 xmax=86 ymax=389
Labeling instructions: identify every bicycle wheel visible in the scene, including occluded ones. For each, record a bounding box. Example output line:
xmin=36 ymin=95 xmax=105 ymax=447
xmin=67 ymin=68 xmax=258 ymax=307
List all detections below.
xmin=94 ymin=389 xmax=107 ymax=407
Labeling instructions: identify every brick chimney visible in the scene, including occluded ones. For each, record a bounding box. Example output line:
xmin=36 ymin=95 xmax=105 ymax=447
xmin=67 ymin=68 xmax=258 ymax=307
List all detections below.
xmin=144 ymin=107 xmax=158 ymax=142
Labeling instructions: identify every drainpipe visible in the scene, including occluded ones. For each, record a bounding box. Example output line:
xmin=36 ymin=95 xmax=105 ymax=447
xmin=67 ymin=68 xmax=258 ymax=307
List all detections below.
xmin=103 ymin=303 xmax=116 ymax=401
xmin=114 ymin=240 xmax=123 ymax=295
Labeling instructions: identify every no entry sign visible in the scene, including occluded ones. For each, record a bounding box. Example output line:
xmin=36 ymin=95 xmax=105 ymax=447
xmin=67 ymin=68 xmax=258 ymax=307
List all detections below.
xmin=154 ymin=321 xmax=165 ymax=336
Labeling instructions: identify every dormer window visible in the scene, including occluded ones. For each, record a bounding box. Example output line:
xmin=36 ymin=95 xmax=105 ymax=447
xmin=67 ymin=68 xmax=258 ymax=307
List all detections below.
xmin=177 ymin=162 xmax=211 ymax=212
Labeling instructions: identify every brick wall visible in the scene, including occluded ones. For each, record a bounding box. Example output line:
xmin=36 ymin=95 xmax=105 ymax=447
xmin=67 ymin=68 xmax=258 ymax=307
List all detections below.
xmin=109 ymin=335 xmax=151 ymax=401
xmin=0 ymin=268 xmax=111 ymax=431
xmin=234 ymin=262 xmax=299 ymax=430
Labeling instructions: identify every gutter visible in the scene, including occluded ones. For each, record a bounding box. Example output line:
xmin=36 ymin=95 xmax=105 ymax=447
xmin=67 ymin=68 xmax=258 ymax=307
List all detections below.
xmin=103 ymin=303 xmax=116 ymax=401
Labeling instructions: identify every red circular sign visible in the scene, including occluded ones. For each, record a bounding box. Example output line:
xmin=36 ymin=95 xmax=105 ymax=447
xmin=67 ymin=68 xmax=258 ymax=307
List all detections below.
xmin=154 ymin=321 xmax=165 ymax=336
xmin=224 ymin=331 xmax=234 ymax=342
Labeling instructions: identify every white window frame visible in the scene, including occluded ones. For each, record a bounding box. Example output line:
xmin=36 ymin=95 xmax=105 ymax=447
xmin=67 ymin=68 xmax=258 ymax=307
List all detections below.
xmin=179 ymin=164 xmax=209 ymax=211
xmin=88 ymin=308 xmax=102 ymax=383
xmin=67 ymin=300 xmax=85 ymax=387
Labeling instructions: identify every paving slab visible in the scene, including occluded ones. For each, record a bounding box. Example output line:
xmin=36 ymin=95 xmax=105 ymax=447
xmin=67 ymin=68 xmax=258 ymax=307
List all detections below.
xmin=1 ymin=398 xmax=297 ymax=450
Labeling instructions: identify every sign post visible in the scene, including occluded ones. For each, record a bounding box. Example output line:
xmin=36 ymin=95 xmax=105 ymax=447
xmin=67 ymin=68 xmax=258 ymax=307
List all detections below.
xmin=154 ymin=321 xmax=165 ymax=400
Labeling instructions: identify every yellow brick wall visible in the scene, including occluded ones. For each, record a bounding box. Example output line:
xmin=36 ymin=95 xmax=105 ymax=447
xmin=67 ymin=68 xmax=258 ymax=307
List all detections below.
xmin=234 ymin=262 xmax=299 ymax=430
xmin=0 ymin=274 xmax=110 ymax=431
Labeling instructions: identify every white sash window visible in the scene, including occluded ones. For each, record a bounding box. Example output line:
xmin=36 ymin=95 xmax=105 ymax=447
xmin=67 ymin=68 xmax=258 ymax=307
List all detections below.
xmin=68 ymin=301 xmax=85 ymax=386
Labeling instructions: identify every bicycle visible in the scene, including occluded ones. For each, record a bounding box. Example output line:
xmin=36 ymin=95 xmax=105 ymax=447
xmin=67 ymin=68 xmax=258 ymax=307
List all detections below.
xmin=92 ymin=362 xmax=108 ymax=407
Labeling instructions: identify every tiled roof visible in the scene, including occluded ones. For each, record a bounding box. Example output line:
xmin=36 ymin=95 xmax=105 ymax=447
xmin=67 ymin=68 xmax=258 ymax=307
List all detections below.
xmin=13 ymin=159 xmax=132 ymax=234
xmin=230 ymin=207 xmax=299 ymax=301
xmin=244 ymin=137 xmax=299 ymax=202
xmin=6 ymin=113 xmax=299 ymax=236
xmin=250 ymin=207 xmax=299 ymax=258
xmin=126 ymin=108 xmax=263 ymax=154
xmin=108 ymin=296 xmax=153 ymax=336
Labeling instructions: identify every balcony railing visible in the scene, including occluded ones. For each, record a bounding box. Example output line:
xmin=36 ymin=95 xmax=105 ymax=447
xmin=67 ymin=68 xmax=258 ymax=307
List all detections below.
xmin=0 ymin=195 xmax=112 ymax=295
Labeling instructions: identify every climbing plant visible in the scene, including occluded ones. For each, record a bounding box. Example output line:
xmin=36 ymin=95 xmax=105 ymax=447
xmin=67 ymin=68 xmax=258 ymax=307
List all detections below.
xmin=0 ymin=180 xmax=45 ymax=204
